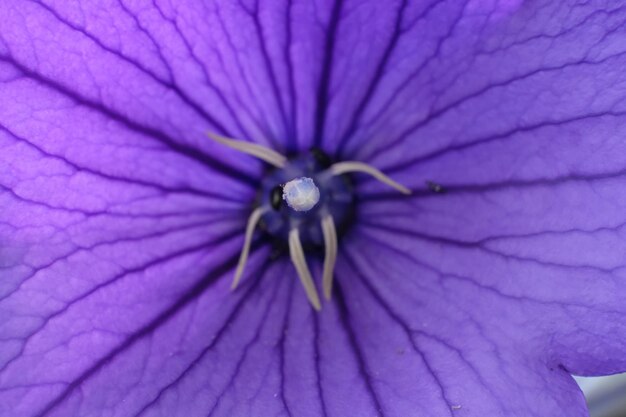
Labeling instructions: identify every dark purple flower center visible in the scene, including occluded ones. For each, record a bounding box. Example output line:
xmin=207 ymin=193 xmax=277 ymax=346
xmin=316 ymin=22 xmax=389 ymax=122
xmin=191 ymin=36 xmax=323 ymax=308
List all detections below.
xmin=257 ymin=148 xmax=355 ymax=251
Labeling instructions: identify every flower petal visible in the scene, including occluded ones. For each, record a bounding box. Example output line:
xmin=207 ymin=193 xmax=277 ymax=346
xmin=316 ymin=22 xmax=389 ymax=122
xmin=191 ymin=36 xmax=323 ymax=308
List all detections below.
xmin=353 ymin=0 xmax=626 ymax=378
xmin=360 ymin=164 xmax=626 ymax=378
xmin=0 ymin=105 xmax=266 ymax=415
xmin=0 ymin=3 xmax=267 ymax=415
xmin=299 ymin=240 xmax=592 ymax=416
xmin=2 ymin=0 xmax=626 ymax=416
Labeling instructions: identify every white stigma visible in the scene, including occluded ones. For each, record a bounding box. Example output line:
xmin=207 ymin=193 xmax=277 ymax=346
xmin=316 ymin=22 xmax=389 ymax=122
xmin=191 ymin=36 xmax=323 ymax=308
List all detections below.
xmin=282 ymin=177 xmax=320 ymax=212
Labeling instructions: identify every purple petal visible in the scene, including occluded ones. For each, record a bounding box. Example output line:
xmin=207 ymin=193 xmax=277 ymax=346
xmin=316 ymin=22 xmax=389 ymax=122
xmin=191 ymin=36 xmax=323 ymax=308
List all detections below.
xmin=2 ymin=0 xmax=626 ymax=417
xmin=354 ymin=0 xmax=626 ymax=377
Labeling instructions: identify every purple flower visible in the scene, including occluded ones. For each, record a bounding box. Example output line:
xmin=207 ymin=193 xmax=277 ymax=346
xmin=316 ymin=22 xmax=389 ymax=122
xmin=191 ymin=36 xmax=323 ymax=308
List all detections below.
xmin=1 ymin=1 xmax=626 ymax=416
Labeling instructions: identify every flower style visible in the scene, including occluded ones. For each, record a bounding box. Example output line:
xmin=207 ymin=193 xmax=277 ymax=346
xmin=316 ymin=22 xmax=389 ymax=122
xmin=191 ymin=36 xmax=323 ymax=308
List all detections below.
xmin=1 ymin=1 xmax=626 ymax=416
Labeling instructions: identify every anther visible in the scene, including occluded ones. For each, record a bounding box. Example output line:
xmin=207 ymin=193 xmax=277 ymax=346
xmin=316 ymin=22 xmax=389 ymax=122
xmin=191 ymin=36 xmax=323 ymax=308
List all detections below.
xmin=270 ymin=185 xmax=283 ymax=210
xmin=321 ymin=214 xmax=338 ymax=300
xmin=231 ymin=206 xmax=268 ymax=290
xmin=288 ymin=228 xmax=322 ymax=310
xmin=310 ymin=147 xmax=332 ymax=168
xmin=207 ymin=132 xmax=287 ymax=168
xmin=208 ymin=133 xmax=411 ymax=311
xmin=327 ymin=161 xmax=412 ymax=195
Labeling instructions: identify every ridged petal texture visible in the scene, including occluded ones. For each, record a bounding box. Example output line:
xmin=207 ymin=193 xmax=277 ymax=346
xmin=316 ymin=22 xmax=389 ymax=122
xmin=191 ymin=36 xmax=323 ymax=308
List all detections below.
xmin=1 ymin=1 xmax=626 ymax=416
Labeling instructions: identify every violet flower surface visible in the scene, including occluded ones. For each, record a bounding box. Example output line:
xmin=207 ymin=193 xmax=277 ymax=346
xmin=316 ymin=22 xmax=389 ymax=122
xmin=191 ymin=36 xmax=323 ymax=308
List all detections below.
xmin=1 ymin=1 xmax=626 ymax=416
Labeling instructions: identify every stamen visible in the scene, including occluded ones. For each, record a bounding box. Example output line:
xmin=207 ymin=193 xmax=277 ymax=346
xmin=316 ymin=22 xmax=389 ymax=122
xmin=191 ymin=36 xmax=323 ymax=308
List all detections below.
xmin=328 ymin=161 xmax=412 ymax=194
xmin=232 ymin=206 xmax=268 ymax=290
xmin=288 ymin=228 xmax=322 ymax=311
xmin=206 ymin=134 xmax=409 ymax=310
xmin=321 ymin=214 xmax=338 ymax=300
xmin=207 ymin=132 xmax=287 ymax=168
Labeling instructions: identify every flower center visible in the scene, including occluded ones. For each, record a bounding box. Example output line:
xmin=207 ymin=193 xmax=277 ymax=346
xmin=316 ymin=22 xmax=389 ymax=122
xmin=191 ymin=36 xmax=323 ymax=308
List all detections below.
xmin=207 ymin=132 xmax=410 ymax=311
xmin=282 ymin=177 xmax=320 ymax=212
xmin=257 ymin=149 xmax=354 ymax=249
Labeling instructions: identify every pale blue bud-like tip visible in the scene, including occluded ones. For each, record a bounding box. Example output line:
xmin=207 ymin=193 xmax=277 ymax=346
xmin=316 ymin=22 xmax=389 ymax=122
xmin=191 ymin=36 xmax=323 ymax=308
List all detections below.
xmin=282 ymin=177 xmax=320 ymax=212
